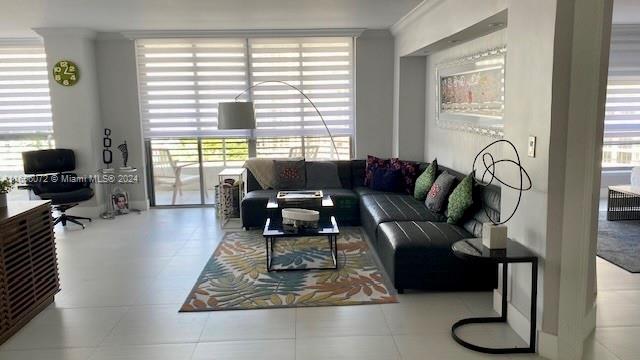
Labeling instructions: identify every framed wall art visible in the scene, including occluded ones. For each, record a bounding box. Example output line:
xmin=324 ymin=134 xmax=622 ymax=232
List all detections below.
xmin=435 ymin=47 xmax=506 ymax=137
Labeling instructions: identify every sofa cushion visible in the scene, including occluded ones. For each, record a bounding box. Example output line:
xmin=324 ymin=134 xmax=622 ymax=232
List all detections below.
xmin=354 ymin=186 xmax=385 ymax=197
xmin=351 ymin=160 xmax=366 ymax=188
xmin=461 ymin=183 xmax=501 ymax=238
xmin=363 ymin=193 xmax=445 ymax=222
xmin=378 ymin=221 xmax=472 ymax=262
xmin=323 ymin=188 xmax=360 ymax=225
xmin=414 ymin=159 xmax=437 ymax=201
xmin=390 ymin=158 xmax=419 ymax=194
xmin=306 ymin=161 xmax=342 ymax=189
xmin=274 ymin=159 xmax=306 ymax=190
xmin=364 ymin=155 xmax=390 ymax=186
xmin=446 ymin=172 xmax=474 ymax=224
xmin=376 ymin=221 xmax=496 ymax=291
xmin=240 ymin=190 xmax=277 ymax=228
xmin=360 ymin=193 xmax=446 ymax=240
xmin=425 ymin=171 xmax=456 ymax=213
xmin=370 ymin=168 xmax=403 ymax=192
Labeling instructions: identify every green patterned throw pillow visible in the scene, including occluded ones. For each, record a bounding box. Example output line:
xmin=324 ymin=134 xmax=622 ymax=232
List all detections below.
xmin=446 ymin=172 xmax=474 ymax=224
xmin=413 ymin=159 xmax=437 ymax=201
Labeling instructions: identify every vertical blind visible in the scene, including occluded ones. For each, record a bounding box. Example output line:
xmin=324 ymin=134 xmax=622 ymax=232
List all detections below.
xmin=135 ymin=37 xmax=354 ymax=139
xmin=0 ymin=41 xmax=53 ymax=137
xmin=605 ymin=27 xmax=640 ymax=145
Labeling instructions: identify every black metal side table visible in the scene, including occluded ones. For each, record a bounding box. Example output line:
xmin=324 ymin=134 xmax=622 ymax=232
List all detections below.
xmin=451 ymin=238 xmax=539 ymax=354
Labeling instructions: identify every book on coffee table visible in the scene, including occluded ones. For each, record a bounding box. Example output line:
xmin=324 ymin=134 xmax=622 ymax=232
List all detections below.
xmin=276 ymin=190 xmax=323 ymax=207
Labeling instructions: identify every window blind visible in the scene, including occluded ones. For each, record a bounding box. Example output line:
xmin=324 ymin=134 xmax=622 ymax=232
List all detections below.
xmin=136 ymin=37 xmax=354 ymax=139
xmin=248 ymin=37 xmax=354 ymax=137
xmin=604 ymin=77 xmax=640 ymax=144
xmin=136 ymin=39 xmax=251 ymax=138
xmin=604 ymin=27 xmax=640 ymax=145
xmin=0 ymin=41 xmax=52 ymax=137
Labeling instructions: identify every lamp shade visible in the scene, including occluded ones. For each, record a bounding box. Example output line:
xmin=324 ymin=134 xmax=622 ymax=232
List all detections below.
xmin=217 ymin=102 xmax=256 ymax=130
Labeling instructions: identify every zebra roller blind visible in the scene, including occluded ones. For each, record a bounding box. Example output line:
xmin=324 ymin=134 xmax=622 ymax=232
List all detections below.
xmin=248 ymin=37 xmax=354 ymax=137
xmin=135 ymin=37 xmax=354 ymax=139
xmin=0 ymin=41 xmax=52 ymax=137
xmin=606 ymin=27 xmax=640 ymax=145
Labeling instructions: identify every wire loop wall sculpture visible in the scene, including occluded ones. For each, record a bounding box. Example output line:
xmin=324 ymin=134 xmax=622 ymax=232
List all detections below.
xmin=472 ymin=139 xmax=532 ymax=225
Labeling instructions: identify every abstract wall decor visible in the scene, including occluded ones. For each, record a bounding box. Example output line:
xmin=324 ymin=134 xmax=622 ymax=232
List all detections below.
xmin=436 ymin=47 xmax=506 ymax=137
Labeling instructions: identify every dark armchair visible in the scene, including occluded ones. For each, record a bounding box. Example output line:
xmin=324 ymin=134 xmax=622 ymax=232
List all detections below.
xmin=21 ymin=149 xmax=94 ymax=228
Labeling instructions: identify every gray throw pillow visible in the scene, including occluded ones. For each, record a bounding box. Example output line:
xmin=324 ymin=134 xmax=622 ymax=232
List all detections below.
xmin=306 ymin=161 xmax=342 ymax=189
xmin=425 ymin=171 xmax=457 ymax=213
xmin=274 ymin=159 xmax=306 ymax=190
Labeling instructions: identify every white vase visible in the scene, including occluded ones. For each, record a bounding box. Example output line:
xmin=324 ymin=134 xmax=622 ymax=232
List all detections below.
xmin=0 ymin=193 xmax=6 ymax=208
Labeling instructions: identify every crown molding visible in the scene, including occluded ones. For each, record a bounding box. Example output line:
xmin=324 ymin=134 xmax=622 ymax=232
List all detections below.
xmin=33 ymin=27 xmax=97 ymax=39
xmin=0 ymin=38 xmax=43 ymax=46
xmin=121 ymin=28 xmax=366 ymax=40
xmin=358 ymin=29 xmax=393 ymax=39
xmin=390 ymin=0 xmax=446 ymax=35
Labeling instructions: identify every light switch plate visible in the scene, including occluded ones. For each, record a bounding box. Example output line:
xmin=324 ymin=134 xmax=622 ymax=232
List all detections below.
xmin=528 ymin=136 xmax=536 ymax=157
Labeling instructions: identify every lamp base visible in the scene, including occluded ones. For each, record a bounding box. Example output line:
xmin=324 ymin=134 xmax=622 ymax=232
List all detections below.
xmin=482 ymin=223 xmax=507 ymax=249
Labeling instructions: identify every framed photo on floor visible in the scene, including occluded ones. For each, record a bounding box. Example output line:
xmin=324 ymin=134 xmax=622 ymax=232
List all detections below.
xmin=112 ymin=188 xmax=130 ymax=215
xmin=435 ymin=47 xmax=506 ymax=137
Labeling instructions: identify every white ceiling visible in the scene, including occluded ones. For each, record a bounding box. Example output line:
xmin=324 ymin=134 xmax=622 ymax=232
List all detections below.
xmin=1 ymin=0 xmax=635 ymax=39
xmin=0 ymin=0 xmax=423 ymax=38
xmin=614 ymin=0 xmax=640 ymax=24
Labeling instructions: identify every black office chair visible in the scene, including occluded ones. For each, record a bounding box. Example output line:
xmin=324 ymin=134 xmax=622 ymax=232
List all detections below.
xmin=22 ymin=149 xmax=94 ymax=229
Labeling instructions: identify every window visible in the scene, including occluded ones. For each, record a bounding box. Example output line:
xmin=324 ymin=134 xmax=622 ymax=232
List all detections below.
xmin=136 ymin=36 xmax=354 ymax=158
xmin=136 ymin=36 xmax=354 ymax=205
xmin=602 ymin=78 xmax=640 ymax=168
xmin=0 ymin=41 xmax=54 ymax=182
xmin=603 ymin=28 xmax=640 ymax=169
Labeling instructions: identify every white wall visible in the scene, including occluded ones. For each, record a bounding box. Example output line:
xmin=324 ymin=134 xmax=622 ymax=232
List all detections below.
xmin=392 ymin=1 xmax=611 ymax=358
xmin=36 ymin=28 xmax=104 ymax=217
xmin=395 ymin=56 xmax=426 ymax=161
xmin=355 ymin=29 xmax=395 ymax=159
xmin=95 ymin=33 xmax=148 ymax=209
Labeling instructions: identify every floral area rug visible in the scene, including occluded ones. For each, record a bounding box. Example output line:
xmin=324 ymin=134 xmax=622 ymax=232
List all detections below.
xmin=180 ymin=228 xmax=398 ymax=311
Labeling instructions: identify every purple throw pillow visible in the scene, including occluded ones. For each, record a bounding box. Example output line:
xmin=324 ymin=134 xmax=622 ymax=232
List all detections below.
xmin=365 ymin=155 xmax=390 ymax=186
xmin=390 ymin=158 xmax=419 ymax=194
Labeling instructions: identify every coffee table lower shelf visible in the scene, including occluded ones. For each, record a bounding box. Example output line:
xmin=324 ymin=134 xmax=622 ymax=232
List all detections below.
xmin=263 ymin=216 xmax=339 ymax=272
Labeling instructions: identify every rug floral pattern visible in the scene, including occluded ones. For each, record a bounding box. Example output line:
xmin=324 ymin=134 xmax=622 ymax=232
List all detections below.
xmin=181 ymin=228 xmax=398 ymax=311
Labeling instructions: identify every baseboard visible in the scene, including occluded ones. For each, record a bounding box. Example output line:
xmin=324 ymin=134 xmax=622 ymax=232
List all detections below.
xmin=493 ymin=289 xmax=532 ymax=345
xmin=538 ymin=331 xmax=558 ymax=360
xmin=65 ymin=205 xmax=101 ymax=219
xmin=491 ymin=294 xmax=596 ymax=360
xmin=130 ymin=200 xmax=149 ymax=211
xmin=583 ymin=301 xmax=597 ymax=339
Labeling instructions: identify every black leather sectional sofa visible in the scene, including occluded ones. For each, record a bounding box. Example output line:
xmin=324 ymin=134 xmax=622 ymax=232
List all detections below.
xmin=241 ymin=160 xmax=498 ymax=292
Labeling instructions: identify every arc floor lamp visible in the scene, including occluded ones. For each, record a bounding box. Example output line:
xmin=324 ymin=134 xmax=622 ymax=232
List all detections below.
xmin=217 ymin=80 xmax=340 ymax=160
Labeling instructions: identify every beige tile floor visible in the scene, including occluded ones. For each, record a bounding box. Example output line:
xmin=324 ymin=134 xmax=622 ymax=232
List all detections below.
xmin=0 ymin=207 xmax=631 ymax=359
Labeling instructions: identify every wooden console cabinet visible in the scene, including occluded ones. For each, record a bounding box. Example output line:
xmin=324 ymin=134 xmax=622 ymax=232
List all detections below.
xmin=0 ymin=201 xmax=60 ymax=344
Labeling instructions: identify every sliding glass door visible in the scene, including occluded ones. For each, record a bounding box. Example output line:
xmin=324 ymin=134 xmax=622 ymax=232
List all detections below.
xmin=147 ymin=138 xmax=249 ymax=206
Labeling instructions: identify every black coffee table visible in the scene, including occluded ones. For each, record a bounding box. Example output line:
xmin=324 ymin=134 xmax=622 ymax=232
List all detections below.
xmin=263 ymin=194 xmax=339 ymax=272
xmin=451 ymin=238 xmax=539 ymax=354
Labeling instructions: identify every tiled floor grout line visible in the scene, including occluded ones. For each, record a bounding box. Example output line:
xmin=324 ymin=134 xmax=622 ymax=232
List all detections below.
xmin=95 ymin=306 xmax=131 ymax=349
xmin=377 ymin=304 xmax=407 ymax=359
xmin=5 ymin=210 xmax=637 ymax=360
xmin=592 ymin=335 xmax=624 ymax=360
xmin=596 ymin=324 xmax=640 ymax=329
